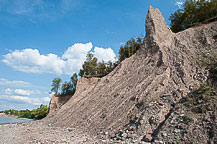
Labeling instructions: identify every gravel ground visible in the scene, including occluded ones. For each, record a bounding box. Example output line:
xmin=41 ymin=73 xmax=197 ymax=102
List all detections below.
xmin=0 ymin=122 xmax=100 ymax=144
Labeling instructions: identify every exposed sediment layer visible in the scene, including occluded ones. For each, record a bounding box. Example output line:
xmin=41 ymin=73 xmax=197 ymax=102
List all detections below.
xmin=44 ymin=6 xmax=217 ymax=143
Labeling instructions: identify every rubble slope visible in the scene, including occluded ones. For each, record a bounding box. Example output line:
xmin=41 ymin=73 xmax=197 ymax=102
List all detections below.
xmin=45 ymin=6 xmax=217 ymax=143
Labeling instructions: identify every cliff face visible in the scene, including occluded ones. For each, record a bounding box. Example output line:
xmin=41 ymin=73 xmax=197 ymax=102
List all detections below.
xmin=49 ymin=77 xmax=100 ymax=113
xmin=49 ymin=95 xmax=72 ymax=113
xmin=45 ymin=6 xmax=217 ymax=143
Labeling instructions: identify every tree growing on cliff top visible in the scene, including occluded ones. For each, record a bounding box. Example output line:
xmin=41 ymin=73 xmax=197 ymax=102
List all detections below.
xmin=51 ymin=77 xmax=62 ymax=95
xmin=71 ymin=73 xmax=78 ymax=88
xmin=79 ymin=53 xmax=117 ymax=78
xmin=79 ymin=53 xmax=98 ymax=77
xmin=118 ymin=35 xmax=144 ymax=62
xmin=170 ymin=0 xmax=217 ymax=33
xmin=61 ymin=73 xmax=78 ymax=95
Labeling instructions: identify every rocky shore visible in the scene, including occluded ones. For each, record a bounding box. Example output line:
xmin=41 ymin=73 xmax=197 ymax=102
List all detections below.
xmin=0 ymin=6 xmax=216 ymax=144
xmin=0 ymin=121 xmax=99 ymax=144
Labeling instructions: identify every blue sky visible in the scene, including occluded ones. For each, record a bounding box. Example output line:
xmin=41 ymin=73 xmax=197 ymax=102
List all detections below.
xmin=0 ymin=0 xmax=183 ymax=111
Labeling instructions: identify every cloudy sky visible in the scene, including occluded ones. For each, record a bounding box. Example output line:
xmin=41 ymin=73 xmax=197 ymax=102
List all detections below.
xmin=0 ymin=0 xmax=183 ymax=110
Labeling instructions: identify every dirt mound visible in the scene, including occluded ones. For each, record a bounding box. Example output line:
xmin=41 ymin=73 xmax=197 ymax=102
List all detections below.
xmin=45 ymin=6 xmax=217 ymax=143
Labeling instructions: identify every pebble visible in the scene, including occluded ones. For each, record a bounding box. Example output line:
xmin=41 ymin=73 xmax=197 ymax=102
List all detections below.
xmin=122 ymin=132 xmax=128 ymax=138
xmin=174 ymin=128 xmax=180 ymax=133
xmin=67 ymin=128 xmax=73 ymax=132
xmin=0 ymin=123 xmax=98 ymax=143
xmin=179 ymin=113 xmax=185 ymax=117
xmin=162 ymin=132 xmax=167 ymax=137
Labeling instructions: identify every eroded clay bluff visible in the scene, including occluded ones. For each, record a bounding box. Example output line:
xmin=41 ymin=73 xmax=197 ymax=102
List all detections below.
xmin=45 ymin=6 xmax=217 ymax=143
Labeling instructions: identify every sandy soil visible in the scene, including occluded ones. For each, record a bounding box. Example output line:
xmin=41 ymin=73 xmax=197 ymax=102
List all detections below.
xmin=0 ymin=121 xmax=100 ymax=144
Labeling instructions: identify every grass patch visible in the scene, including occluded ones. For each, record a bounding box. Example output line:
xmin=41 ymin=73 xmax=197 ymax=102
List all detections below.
xmin=182 ymin=114 xmax=194 ymax=124
xmin=184 ymin=83 xmax=216 ymax=114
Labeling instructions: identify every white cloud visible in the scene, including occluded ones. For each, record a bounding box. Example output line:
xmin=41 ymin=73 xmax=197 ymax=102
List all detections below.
xmin=62 ymin=42 xmax=93 ymax=75
xmin=175 ymin=0 xmax=184 ymax=8
xmin=5 ymin=88 xmax=13 ymax=95
xmin=175 ymin=0 xmax=211 ymax=8
xmin=10 ymin=95 xmax=49 ymax=105
xmin=4 ymin=88 xmax=41 ymax=96
xmin=14 ymin=89 xmax=31 ymax=96
xmin=2 ymin=42 xmax=117 ymax=75
xmin=2 ymin=49 xmax=66 ymax=75
xmin=62 ymin=42 xmax=93 ymax=59
xmin=0 ymin=94 xmax=51 ymax=106
xmin=93 ymin=47 xmax=117 ymax=62
xmin=0 ymin=78 xmax=32 ymax=87
xmin=14 ymin=89 xmax=41 ymax=96
xmin=0 ymin=102 xmax=15 ymax=110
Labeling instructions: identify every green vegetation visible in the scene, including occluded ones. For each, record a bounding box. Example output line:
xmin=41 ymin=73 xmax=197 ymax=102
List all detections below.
xmin=79 ymin=53 xmax=98 ymax=77
xmin=79 ymin=35 xmax=144 ymax=78
xmin=184 ymin=51 xmax=217 ymax=114
xmin=50 ymin=35 xmax=144 ymax=97
xmin=169 ymin=0 xmax=217 ymax=114
xmin=79 ymin=53 xmax=117 ymax=78
xmin=51 ymin=73 xmax=78 ymax=96
xmin=51 ymin=77 xmax=62 ymax=95
xmin=198 ymin=50 xmax=217 ymax=87
xmin=182 ymin=114 xmax=194 ymax=124
xmin=170 ymin=0 xmax=217 ymax=32
xmin=2 ymin=104 xmax=48 ymax=120
xmin=61 ymin=73 xmax=78 ymax=95
xmin=119 ymin=35 xmax=144 ymax=62
xmin=30 ymin=104 xmax=48 ymax=119
xmin=185 ymin=83 xmax=216 ymax=114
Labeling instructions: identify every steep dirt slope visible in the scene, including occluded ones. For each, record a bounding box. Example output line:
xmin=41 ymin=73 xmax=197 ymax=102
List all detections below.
xmin=45 ymin=6 xmax=217 ymax=143
xmin=49 ymin=94 xmax=72 ymax=113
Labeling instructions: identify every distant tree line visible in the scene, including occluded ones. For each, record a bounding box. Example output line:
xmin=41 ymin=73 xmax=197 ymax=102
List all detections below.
xmin=170 ymin=0 xmax=217 ymax=32
xmin=1 ymin=104 xmax=48 ymax=120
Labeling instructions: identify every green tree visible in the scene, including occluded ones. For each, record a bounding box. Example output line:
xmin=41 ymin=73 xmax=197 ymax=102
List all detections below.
xmin=119 ymin=45 xmax=125 ymax=62
xmin=51 ymin=77 xmax=62 ymax=95
xmin=97 ymin=61 xmax=107 ymax=76
xmin=61 ymin=73 xmax=78 ymax=95
xmin=31 ymin=104 xmax=48 ymax=120
xmin=18 ymin=109 xmax=31 ymax=118
xmin=170 ymin=0 xmax=217 ymax=33
xmin=118 ymin=35 xmax=144 ymax=62
xmin=79 ymin=53 xmax=98 ymax=77
xmin=61 ymin=81 xmax=70 ymax=95
xmin=71 ymin=73 xmax=78 ymax=87
xmin=2 ymin=105 xmax=49 ymax=120
xmin=79 ymin=53 xmax=117 ymax=78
